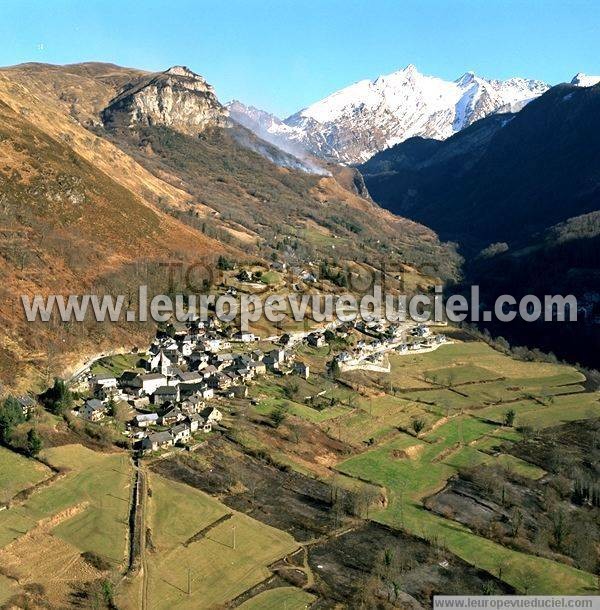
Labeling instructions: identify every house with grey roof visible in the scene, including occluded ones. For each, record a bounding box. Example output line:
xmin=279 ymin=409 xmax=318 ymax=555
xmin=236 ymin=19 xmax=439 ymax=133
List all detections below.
xmin=81 ymin=398 xmax=107 ymax=422
xmin=158 ymin=406 xmax=184 ymax=426
xmin=133 ymin=412 xmax=159 ymax=428
xmin=141 ymin=431 xmax=174 ymax=452
xmin=151 ymin=385 xmax=180 ymax=406
xmin=15 ymin=395 xmax=36 ymax=417
xmin=171 ymin=423 xmax=191 ymax=444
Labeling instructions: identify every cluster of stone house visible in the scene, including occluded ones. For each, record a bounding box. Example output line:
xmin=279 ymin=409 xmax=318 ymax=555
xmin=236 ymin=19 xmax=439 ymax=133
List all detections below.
xmin=79 ymin=315 xmax=312 ymax=451
xmin=86 ymin=324 xmax=261 ymax=403
xmin=80 ymin=375 xmax=224 ymax=452
xmin=333 ymin=322 xmax=446 ymax=371
xmin=411 ymin=324 xmax=430 ymax=338
xmin=139 ymin=404 xmax=223 ymax=452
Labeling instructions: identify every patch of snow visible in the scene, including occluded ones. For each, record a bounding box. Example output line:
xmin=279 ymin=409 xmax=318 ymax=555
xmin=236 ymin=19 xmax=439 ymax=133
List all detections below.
xmin=570 ymin=73 xmax=600 ymax=87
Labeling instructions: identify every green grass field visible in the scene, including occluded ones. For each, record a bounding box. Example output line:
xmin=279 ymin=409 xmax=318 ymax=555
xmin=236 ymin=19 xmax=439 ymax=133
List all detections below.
xmin=253 ymin=396 xmax=351 ymax=424
xmin=0 ymin=446 xmax=53 ymax=504
xmin=516 ymin=392 xmax=600 ymax=428
xmin=142 ymin=473 xmax=299 ymax=609
xmin=238 ymin=587 xmax=315 ymax=609
xmin=402 ymin=388 xmax=481 ymax=412
xmin=473 ymin=393 xmax=600 ymax=431
xmin=442 ymin=445 xmax=490 ymax=470
xmin=259 ymin=270 xmax=282 ymax=285
xmin=492 ymin=454 xmax=546 ymax=479
xmin=148 ymin=473 xmax=229 ymax=550
xmin=424 ymin=364 xmax=501 ymax=385
xmin=0 ymin=444 xmax=132 ymax=564
xmin=476 ymin=400 xmax=542 ymax=424
xmin=0 ymin=573 xmax=15 ymax=606
xmin=325 ymin=399 xmax=438 ymax=446
xmin=337 ymin=408 xmax=597 ymax=594
xmin=2 ymin=338 xmax=593 ymax=605
xmin=90 ymin=353 xmax=144 ymax=376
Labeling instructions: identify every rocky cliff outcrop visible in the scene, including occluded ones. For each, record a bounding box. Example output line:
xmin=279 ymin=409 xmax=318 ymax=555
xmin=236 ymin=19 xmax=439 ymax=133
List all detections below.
xmin=101 ymin=65 xmax=228 ymax=135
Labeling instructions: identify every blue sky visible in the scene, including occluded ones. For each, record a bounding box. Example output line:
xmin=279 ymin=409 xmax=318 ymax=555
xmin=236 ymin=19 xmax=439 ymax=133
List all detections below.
xmin=1 ymin=0 xmax=598 ymax=117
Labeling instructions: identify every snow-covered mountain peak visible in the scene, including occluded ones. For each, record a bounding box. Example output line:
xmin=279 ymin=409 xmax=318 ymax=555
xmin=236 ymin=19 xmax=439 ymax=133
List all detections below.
xmin=229 ymin=66 xmax=550 ymax=165
xmin=571 ymin=72 xmax=600 ymax=87
xmin=455 ymin=71 xmax=477 ymax=86
xmin=281 ymin=66 xmax=549 ymax=163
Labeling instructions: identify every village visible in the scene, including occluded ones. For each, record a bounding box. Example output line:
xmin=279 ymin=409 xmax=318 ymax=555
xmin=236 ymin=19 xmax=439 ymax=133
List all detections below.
xmin=74 ymin=306 xmax=448 ymax=454
xmin=333 ymin=320 xmax=447 ymax=373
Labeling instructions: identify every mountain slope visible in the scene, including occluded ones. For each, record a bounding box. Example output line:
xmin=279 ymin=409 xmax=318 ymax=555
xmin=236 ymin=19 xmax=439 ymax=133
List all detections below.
xmin=0 ymin=64 xmax=196 ymax=212
xmin=464 ymin=210 xmax=600 ymax=368
xmin=361 ymin=82 xmax=600 ymax=251
xmin=0 ymin=98 xmax=232 ymax=390
xmin=361 ymin=82 xmax=600 ymax=367
xmin=0 ymin=62 xmax=460 ymax=388
xmin=277 ymin=65 xmax=547 ymax=164
xmin=100 ymin=118 xmax=457 ymax=279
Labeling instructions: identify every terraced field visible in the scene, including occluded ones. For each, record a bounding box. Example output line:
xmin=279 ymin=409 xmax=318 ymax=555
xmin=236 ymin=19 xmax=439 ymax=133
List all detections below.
xmin=0 ymin=444 xmax=132 ymax=606
xmin=118 ymin=472 xmax=300 ymax=610
xmin=0 ymin=446 xmax=53 ymax=504
xmin=332 ymin=341 xmax=600 ymax=595
xmin=337 ymin=418 xmax=596 ymax=593
xmin=212 ymin=340 xmax=599 ymax=598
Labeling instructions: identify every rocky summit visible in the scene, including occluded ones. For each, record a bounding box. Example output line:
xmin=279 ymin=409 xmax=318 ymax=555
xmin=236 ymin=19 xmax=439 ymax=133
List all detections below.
xmin=101 ymin=65 xmax=229 ymax=135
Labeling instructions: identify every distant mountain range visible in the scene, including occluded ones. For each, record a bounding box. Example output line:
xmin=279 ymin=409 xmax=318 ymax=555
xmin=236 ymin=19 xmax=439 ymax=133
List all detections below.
xmin=360 ymin=80 xmax=600 ymax=250
xmin=230 ymin=67 xmax=600 ymax=166
xmin=229 ymin=65 xmax=550 ymax=164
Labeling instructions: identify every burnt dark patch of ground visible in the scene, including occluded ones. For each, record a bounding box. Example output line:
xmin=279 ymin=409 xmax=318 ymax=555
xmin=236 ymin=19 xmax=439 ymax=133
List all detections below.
xmin=150 ymin=438 xmax=354 ymax=541
xmin=424 ymin=475 xmax=541 ymax=539
xmin=509 ymin=419 xmax=600 ymax=479
xmin=424 ymin=419 xmax=600 ymax=573
xmin=152 ymin=439 xmax=514 ymax=608
xmin=442 ymin=329 xmax=480 ymax=343
xmin=307 ymin=522 xmax=512 ymax=608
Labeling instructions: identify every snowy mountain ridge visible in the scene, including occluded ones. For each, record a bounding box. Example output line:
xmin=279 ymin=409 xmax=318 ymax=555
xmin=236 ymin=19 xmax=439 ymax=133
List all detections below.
xmin=283 ymin=65 xmax=549 ymax=163
xmin=231 ymin=65 xmax=550 ymax=164
xmin=570 ymin=72 xmax=600 ymax=87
